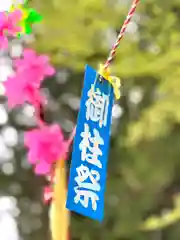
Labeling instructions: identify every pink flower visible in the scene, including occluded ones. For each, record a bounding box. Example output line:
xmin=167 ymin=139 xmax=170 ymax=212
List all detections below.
xmin=15 ymin=49 xmax=55 ymax=82
xmin=6 ymin=10 xmax=22 ymax=35
xmin=24 ymin=124 xmax=67 ymax=175
xmin=0 ymin=35 xmax=8 ymax=48
xmin=0 ymin=12 xmax=9 ymax=48
xmin=0 ymin=10 xmax=22 ymax=49
xmin=4 ymin=71 xmax=44 ymax=108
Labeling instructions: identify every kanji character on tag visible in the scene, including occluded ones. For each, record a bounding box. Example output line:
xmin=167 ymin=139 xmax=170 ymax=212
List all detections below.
xmin=79 ymin=123 xmax=104 ymax=168
xmin=85 ymin=85 xmax=109 ymax=127
xmin=74 ymin=164 xmax=100 ymax=211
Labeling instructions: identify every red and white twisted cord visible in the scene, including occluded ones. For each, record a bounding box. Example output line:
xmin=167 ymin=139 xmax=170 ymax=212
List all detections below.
xmin=104 ymin=0 xmax=140 ymax=70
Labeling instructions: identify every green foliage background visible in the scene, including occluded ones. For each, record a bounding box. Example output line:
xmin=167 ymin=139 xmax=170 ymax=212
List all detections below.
xmin=1 ymin=0 xmax=180 ymax=239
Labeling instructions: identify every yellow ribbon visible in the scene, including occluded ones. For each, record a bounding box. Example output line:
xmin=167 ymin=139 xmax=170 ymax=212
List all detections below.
xmin=50 ymin=160 xmax=69 ymax=240
xmin=98 ymin=64 xmax=121 ymax=99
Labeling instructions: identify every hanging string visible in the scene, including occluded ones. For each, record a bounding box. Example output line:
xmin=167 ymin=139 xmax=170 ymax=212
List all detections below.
xmin=103 ymin=0 xmax=140 ymax=70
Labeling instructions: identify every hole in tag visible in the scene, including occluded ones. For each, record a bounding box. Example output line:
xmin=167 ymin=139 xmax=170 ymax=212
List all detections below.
xmin=98 ymin=75 xmax=103 ymax=84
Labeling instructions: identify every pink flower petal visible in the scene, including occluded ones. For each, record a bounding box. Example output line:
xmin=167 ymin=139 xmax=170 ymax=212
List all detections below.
xmin=10 ymin=10 xmax=22 ymax=21
xmin=0 ymin=36 xmax=8 ymax=49
xmin=0 ymin=13 xmax=7 ymax=30
xmin=24 ymin=125 xmax=67 ymax=175
xmin=35 ymin=161 xmax=51 ymax=175
xmin=37 ymin=55 xmax=49 ymax=63
xmin=4 ymin=76 xmax=25 ymax=107
xmin=27 ymin=150 xmax=37 ymax=164
xmin=45 ymin=66 xmax=55 ymax=76
xmin=4 ymin=71 xmax=43 ymax=108
xmin=14 ymin=59 xmax=23 ymax=70
xmin=23 ymin=49 xmax=36 ymax=62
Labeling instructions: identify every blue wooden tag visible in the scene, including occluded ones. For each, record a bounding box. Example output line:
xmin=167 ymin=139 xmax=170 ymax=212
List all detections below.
xmin=66 ymin=65 xmax=114 ymax=221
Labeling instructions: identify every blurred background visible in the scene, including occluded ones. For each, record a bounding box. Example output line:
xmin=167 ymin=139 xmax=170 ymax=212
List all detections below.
xmin=1 ymin=0 xmax=180 ymax=239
